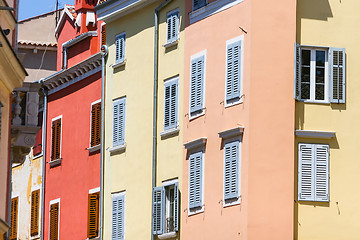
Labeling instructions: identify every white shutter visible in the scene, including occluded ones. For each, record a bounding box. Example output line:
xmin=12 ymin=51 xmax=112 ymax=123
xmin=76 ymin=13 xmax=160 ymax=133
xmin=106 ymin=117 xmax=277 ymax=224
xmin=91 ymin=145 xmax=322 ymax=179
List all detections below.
xmin=224 ymin=141 xmax=239 ymax=200
xmin=190 ymin=55 xmax=205 ymax=113
xmin=298 ymin=143 xmax=314 ymax=201
xmin=112 ymin=194 xmax=125 ymax=240
xmin=167 ymin=15 xmax=172 ymax=42
xmin=113 ymin=98 xmax=126 ymax=146
xmin=294 ymin=43 xmax=301 ymax=100
xmin=116 ymin=33 xmax=125 ymax=63
xmin=189 ymin=151 xmax=203 ymax=208
xmin=152 ymin=187 xmax=164 ymax=235
xmin=329 ymin=48 xmax=345 ymax=103
xmin=315 ymin=145 xmax=329 ymax=201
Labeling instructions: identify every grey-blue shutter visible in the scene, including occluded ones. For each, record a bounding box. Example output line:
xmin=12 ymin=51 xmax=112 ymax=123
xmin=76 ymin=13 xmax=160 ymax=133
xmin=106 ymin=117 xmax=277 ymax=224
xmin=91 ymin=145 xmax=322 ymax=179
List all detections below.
xmin=173 ymin=183 xmax=179 ymax=232
xmin=329 ymin=48 xmax=345 ymax=103
xmin=189 ymin=151 xmax=203 ymax=208
xmin=190 ymin=56 xmax=204 ymax=113
xmin=164 ymin=79 xmax=178 ymax=130
xmin=224 ymin=141 xmax=239 ymax=200
xmin=226 ymin=41 xmax=241 ymax=101
xmin=112 ymin=195 xmax=125 ymax=240
xmin=116 ymin=33 xmax=125 ymax=63
xmin=113 ymin=98 xmax=126 ymax=146
xmin=193 ymin=0 xmax=206 ymax=10
xmin=294 ymin=44 xmax=301 ymax=100
xmin=152 ymin=187 xmax=164 ymax=235
xmin=298 ymin=144 xmax=314 ymax=201
xmin=315 ymin=145 xmax=329 ymax=202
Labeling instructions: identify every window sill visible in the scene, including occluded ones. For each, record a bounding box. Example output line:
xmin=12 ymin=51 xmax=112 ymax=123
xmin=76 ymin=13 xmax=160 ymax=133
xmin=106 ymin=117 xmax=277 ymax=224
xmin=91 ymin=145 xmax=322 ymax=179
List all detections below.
xmin=224 ymin=97 xmax=243 ymax=108
xmin=163 ymin=39 xmax=178 ymax=48
xmin=33 ymin=153 xmax=43 ymax=159
xmin=84 ymin=237 xmax=100 ymax=240
xmin=296 ymin=99 xmax=330 ymax=104
xmin=109 ymin=143 xmax=126 ymax=154
xmin=160 ymin=127 xmax=179 ymax=138
xmin=158 ymin=232 xmax=177 ymax=239
xmin=87 ymin=144 xmax=101 ymax=153
xmin=31 ymin=235 xmax=41 ymax=240
xmin=49 ymin=158 xmax=62 ymax=167
xmin=189 ymin=109 xmax=205 ymax=121
xmin=223 ymin=196 xmax=241 ymax=208
xmin=112 ymin=60 xmax=126 ymax=69
xmin=188 ymin=205 xmax=204 ymax=216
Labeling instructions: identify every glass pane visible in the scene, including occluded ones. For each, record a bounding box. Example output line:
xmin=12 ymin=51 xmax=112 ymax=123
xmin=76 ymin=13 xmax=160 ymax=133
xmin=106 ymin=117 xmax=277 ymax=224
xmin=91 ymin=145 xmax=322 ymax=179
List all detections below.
xmin=301 ymin=50 xmax=311 ymax=66
xmin=301 ymin=67 xmax=310 ymax=83
xmin=316 ymin=68 xmax=325 ymax=83
xmin=316 ymin=50 xmax=325 ymax=67
xmin=315 ymin=84 xmax=325 ymax=100
xmin=301 ymin=83 xmax=310 ymax=99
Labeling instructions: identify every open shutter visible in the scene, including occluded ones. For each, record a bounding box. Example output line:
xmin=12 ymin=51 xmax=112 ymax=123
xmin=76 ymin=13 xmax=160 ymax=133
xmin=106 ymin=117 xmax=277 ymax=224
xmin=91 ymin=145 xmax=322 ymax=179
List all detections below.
xmin=190 ymin=56 xmax=204 ymax=113
xmin=173 ymin=12 xmax=179 ymax=41
xmin=167 ymin=14 xmax=172 ymax=42
xmin=152 ymin=187 xmax=164 ymax=235
xmin=113 ymin=98 xmax=126 ymax=146
xmin=226 ymin=41 xmax=241 ymax=101
xmin=329 ymin=48 xmax=345 ymax=103
xmin=49 ymin=203 xmax=59 ymax=240
xmin=298 ymin=144 xmax=314 ymax=201
xmin=189 ymin=152 xmax=203 ymax=208
xmin=315 ymin=145 xmax=329 ymax=201
xmin=9 ymin=197 xmax=18 ymax=240
xmin=91 ymin=103 xmax=101 ymax=147
xmin=294 ymin=43 xmax=301 ymax=100
xmin=112 ymin=195 xmax=125 ymax=240
xmin=173 ymin=183 xmax=179 ymax=232
xmin=224 ymin=141 xmax=239 ymax=200
xmin=164 ymin=80 xmax=178 ymax=130
xmin=31 ymin=190 xmax=40 ymax=236
xmin=88 ymin=193 xmax=100 ymax=238
xmin=51 ymin=119 xmax=61 ymax=160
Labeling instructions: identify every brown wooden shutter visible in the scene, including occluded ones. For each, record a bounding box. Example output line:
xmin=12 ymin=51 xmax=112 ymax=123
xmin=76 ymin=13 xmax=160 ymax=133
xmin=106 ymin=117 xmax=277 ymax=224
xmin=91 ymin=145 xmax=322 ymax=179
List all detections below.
xmin=31 ymin=190 xmax=40 ymax=236
xmin=87 ymin=192 xmax=99 ymax=238
xmin=49 ymin=203 xmax=59 ymax=240
xmin=51 ymin=119 xmax=61 ymax=160
xmin=9 ymin=197 xmax=18 ymax=240
xmin=91 ymin=103 xmax=101 ymax=147
xmin=33 ymin=111 xmax=43 ymax=156
xmin=101 ymin=25 xmax=106 ymax=46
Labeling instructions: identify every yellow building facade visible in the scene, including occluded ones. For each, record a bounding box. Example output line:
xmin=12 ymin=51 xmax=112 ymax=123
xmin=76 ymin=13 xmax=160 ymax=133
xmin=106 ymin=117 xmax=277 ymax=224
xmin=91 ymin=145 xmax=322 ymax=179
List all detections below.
xmin=295 ymin=1 xmax=360 ymax=239
xmin=95 ymin=0 xmax=184 ymax=239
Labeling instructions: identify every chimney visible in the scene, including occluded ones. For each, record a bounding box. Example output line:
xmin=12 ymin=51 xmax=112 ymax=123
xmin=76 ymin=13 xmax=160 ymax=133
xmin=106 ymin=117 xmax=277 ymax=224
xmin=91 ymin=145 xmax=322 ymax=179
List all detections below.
xmin=74 ymin=0 xmax=97 ymax=34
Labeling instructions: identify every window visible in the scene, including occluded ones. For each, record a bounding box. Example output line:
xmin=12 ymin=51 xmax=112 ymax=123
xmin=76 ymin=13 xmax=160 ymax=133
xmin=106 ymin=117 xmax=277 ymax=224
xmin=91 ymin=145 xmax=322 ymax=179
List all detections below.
xmin=223 ymin=140 xmax=241 ymax=202
xmin=113 ymin=97 xmax=126 ymax=147
xmin=101 ymin=24 xmax=106 ymax=46
xmin=298 ymin=143 xmax=329 ymax=202
xmin=31 ymin=190 xmax=40 ymax=236
xmin=166 ymin=9 xmax=179 ymax=44
xmin=152 ymin=181 xmax=179 ymax=235
xmin=189 ymin=151 xmax=203 ymax=209
xmin=226 ymin=37 xmax=243 ymax=104
xmin=88 ymin=192 xmax=100 ymax=238
xmin=49 ymin=202 xmax=59 ymax=240
xmin=115 ymin=33 xmax=125 ymax=63
xmin=193 ymin=0 xmax=206 ymax=11
xmin=164 ymin=77 xmax=179 ymax=130
xmin=9 ymin=197 xmax=18 ymax=240
xmin=91 ymin=102 xmax=101 ymax=147
xmin=33 ymin=112 xmax=43 ymax=156
xmin=295 ymin=46 xmax=345 ymax=103
xmin=51 ymin=118 xmax=62 ymax=161
xmin=112 ymin=192 xmax=125 ymax=240
xmin=190 ymin=51 xmax=206 ymax=116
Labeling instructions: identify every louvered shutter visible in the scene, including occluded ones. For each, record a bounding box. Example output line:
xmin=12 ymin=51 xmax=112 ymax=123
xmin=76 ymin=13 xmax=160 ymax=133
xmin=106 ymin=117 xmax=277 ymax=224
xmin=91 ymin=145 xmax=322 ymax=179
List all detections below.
xmin=152 ymin=187 xmax=164 ymax=235
xmin=173 ymin=183 xmax=179 ymax=232
xmin=298 ymin=144 xmax=314 ymax=201
xmin=164 ymin=79 xmax=178 ymax=130
xmin=101 ymin=25 xmax=106 ymax=46
xmin=226 ymin=41 xmax=241 ymax=101
xmin=193 ymin=0 xmax=206 ymax=10
xmin=49 ymin=203 xmax=59 ymax=240
xmin=294 ymin=44 xmax=301 ymax=100
xmin=113 ymin=98 xmax=126 ymax=146
xmin=315 ymin=145 xmax=329 ymax=201
xmin=91 ymin=103 xmax=101 ymax=147
xmin=189 ymin=152 xmax=203 ymax=208
xmin=167 ymin=11 xmax=179 ymax=43
xmin=51 ymin=119 xmax=61 ymax=160
xmin=88 ymin=193 xmax=100 ymax=238
xmin=115 ymin=33 xmax=125 ymax=63
xmin=31 ymin=190 xmax=40 ymax=236
xmin=190 ymin=56 xmax=204 ymax=113
xmin=112 ymin=195 xmax=125 ymax=240
xmin=9 ymin=197 xmax=18 ymax=240
xmin=329 ymin=48 xmax=345 ymax=103
xmin=167 ymin=14 xmax=172 ymax=42
xmin=224 ymin=141 xmax=239 ymax=200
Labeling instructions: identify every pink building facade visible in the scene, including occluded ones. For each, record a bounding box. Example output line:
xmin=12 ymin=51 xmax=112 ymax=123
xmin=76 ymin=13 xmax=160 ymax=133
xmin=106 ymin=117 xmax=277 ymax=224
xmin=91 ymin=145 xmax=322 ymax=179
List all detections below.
xmin=182 ymin=0 xmax=296 ymax=239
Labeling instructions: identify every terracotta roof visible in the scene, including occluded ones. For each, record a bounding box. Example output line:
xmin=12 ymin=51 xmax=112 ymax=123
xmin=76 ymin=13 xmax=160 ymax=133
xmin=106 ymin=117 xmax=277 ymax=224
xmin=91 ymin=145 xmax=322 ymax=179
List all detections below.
xmin=18 ymin=40 xmax=57 ymax=47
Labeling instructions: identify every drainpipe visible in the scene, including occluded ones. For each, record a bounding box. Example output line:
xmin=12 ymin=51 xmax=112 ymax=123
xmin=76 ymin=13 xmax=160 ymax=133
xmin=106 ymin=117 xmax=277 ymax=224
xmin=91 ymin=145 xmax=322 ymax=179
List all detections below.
xmin=151 ymin=1 xmax=173 ymax=240
xmin=6 ymin=94 xmax=13 ymax=240
xmin=39 ymin=84 xmax=48 ymax=240
xmin=99 ymin=45 xmax=108 ymax=240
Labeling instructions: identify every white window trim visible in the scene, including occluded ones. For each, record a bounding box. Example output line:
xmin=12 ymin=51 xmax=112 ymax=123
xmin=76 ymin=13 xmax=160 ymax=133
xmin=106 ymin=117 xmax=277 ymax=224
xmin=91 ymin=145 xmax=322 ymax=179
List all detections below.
xmin=188 ymin=151 xmax=205 ymax=216
xmin=225 ymin=35 xmax=244 ymax=108
xmin=115 ymin=32 xmax=126 ymax=64
xmin=189 ymin=50 xmax=207 ymax=120
xmin=298 ymin=47 xmax=329 ymax=103
xmin=166 ymin=8 xmax=180 ymax=45
xmin=50 ymin=115 xmax=63 ymax=161
xmin=89 ymin=187 xmax=100 ymax=194
xmin=49 ymin=198 xmax=60 ymax=240
xmin=88 ymin=99 xmax=101 ymax=149
xmin=30 ymin=187 xmax=42 ymax=239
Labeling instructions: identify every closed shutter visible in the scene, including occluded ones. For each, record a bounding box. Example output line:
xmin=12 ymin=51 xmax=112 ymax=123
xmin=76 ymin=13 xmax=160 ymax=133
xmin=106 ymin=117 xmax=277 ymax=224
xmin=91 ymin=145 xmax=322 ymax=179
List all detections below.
xmin=113 ymin=98 xmax=126 ymax=146
xmin=190 ymin=55 xmax=205 ymax=113
xmin=193 ymin=0 xmax=206 ymax=10
xmin=315 ymin=145 xmax=329 ymax=201
xmin=164 ymin=79 xmax=178 ymax=130
xmin=152 ymin=187 xmax=164 ymax=235
xmin=9 ymin=197 xmax=18 ymax=240
xmin=101 ymin=25 xmax=106 ymax=46
xmin=33 ymin=111 xmax=43 ymax=155
xmin=91 ymin=103 xmax=101 ymax=147
xmin=88 ymin=192 xmax=100 ymax=238
xmin=298 ymin=144 xmax=314 ymax=201
xmin=31 ymin=190 xmax=40 ymax=236
xmin=51 ymin=119 xmax=61 ymax=160
xmin=115 ymin=33 xmax=125 ymax=63
xmin=226 ymin=41 xmax=241 ymax=101
xmin=330 ymin=48 xmax=346 ymax=103
xmin=224 ymin=141 xmax=239 ymax=200
xmin=49 ymin=203 xmax=59 ymax=240
xmin=173 ymin=183 xmax=179 ymax=232
xmin=112 ymin=195 xmax=125 ymax=240
xmin=294 ymin=44 xmax=301 ymax=100
xmin=189 ymin=151 xmax=203 ymax=208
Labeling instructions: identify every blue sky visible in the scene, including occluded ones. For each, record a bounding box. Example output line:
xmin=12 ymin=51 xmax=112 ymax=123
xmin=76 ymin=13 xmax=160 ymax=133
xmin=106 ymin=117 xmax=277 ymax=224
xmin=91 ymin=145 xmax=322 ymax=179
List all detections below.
xmin=19 ymin=0 xmax=75 ymax=21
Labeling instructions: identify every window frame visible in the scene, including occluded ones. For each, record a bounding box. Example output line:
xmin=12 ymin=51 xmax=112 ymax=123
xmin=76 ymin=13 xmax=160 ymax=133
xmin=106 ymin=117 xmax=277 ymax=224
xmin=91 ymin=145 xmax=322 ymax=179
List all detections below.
xmin=31 ymin=189 xmax=41 ymax=237
xmin=164 ymin=76 xmax=179 ymax=131
xmin=9 ymin=196 xmax=19 ymax=240
xmin=49 ymin=198 xmax=60 ymax=240
xmin=87 ymin=188 xmax=100 ymax=239
xmin=115 ymin=32 xmax=126 ymax=64
xmin=50 ymin=115 xmax=62 ymax=161
xmin=111 ymin=191 xmax=125 ymax=240
xmin=89 ymin=99 xmax=101 ymax=148
xmin=112 ymin=97 xmax=126 ymax=148
xmin=188 ymin=150 xmax=205 ymax=215
xmin=166 ymin=9 xmax=180 ymax=44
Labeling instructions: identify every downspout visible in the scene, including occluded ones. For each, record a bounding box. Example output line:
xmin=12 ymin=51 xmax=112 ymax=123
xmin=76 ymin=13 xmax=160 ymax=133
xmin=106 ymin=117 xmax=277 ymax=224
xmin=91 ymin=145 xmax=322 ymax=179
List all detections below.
xmin=39 ymin=85 xmax=48 ymax=240
xmin=151 ymin=1 xmax=173 ymax=240
xmin=6 ymin=94 xmax=13 ymax=240
xmin=99 ymin=45 xmax=108 ymax=240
